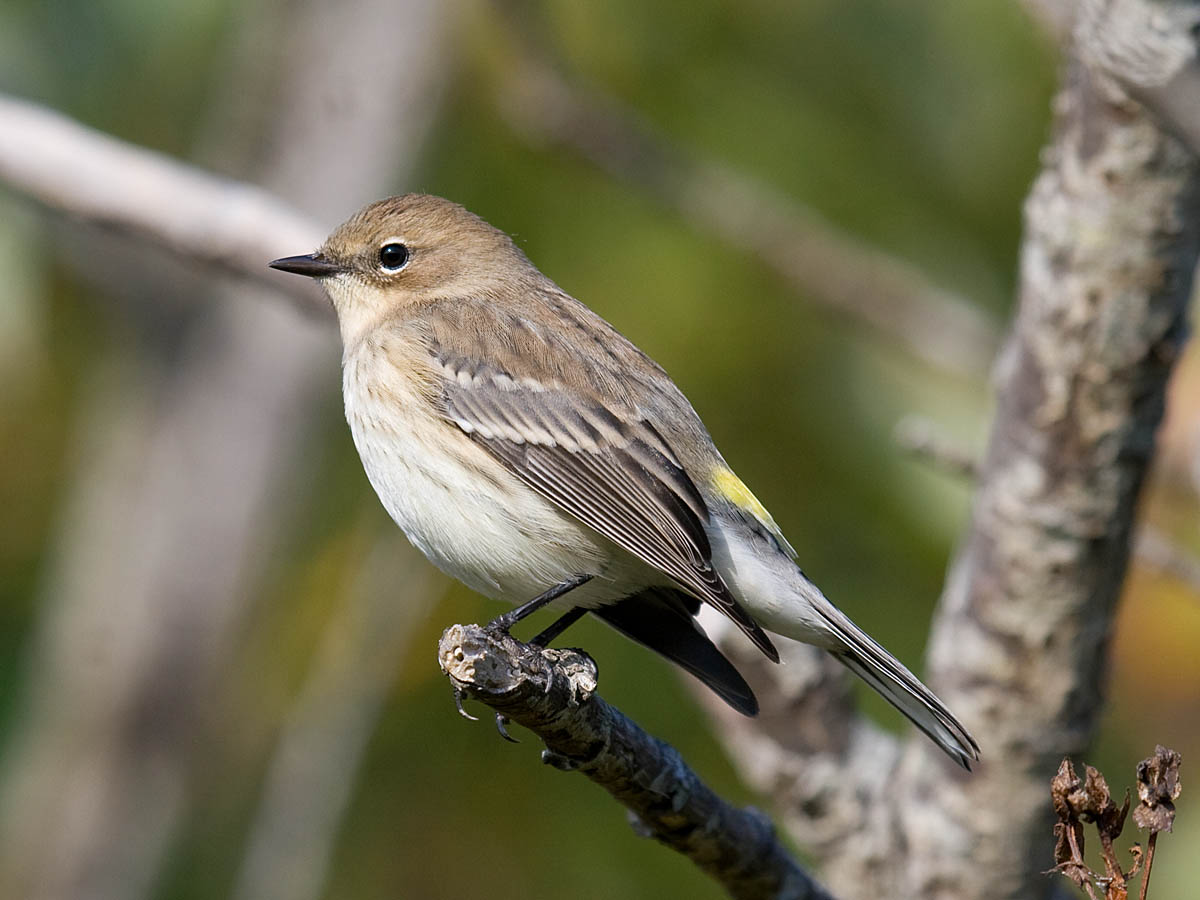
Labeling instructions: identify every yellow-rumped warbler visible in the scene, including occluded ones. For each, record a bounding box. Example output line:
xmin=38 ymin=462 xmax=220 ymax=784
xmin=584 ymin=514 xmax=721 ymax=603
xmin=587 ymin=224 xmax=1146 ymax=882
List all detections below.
xmin=270 ymin=194 xmax=979 ymax=768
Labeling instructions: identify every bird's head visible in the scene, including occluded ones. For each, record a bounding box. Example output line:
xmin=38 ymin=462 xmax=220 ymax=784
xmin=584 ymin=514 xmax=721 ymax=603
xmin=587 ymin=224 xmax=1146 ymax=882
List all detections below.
xmin=270 ymin=193 xmax=534 ymax=345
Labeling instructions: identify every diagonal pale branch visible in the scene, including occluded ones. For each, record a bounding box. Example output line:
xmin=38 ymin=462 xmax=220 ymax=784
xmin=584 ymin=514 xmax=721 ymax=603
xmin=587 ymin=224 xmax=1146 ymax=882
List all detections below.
xmin=0 ymin=92 xmax=330 ymax=315
xmin=438 ymin=623 xmax=835 ymax=900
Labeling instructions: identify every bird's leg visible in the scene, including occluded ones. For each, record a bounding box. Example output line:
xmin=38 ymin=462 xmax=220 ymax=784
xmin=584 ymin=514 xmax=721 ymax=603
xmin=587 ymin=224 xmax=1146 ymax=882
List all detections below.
xmin=483 ymin=574 xmax=593 ymax=742
xmin=528 ymin=606 xmax=587 ymax=647
xmin=486 ymin=573 xmax=593 ymax=633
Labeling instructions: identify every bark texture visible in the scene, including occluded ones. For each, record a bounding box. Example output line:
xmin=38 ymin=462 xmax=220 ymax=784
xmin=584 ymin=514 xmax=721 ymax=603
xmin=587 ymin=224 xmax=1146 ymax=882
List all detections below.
xmin=703 ymin=18 xmax=1200 ymax=899
xmin=904 ymin=54 xmax=1200 ymax=899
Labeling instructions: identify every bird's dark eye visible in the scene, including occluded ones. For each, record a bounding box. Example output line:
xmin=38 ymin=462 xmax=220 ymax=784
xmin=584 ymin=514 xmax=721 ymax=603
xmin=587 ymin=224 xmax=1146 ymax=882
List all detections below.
xmin=378 ymin=242 xmax=409 ymax=272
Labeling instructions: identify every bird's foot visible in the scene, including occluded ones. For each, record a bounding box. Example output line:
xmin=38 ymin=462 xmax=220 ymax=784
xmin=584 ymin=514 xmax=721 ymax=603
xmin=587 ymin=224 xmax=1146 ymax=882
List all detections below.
xmin=485 ymin=574 xmax=595 ymax=638
xmin=450 ymin=659 xmax=519 ymax=742
xmin=483 ymin=607 xmax=520 ymax=635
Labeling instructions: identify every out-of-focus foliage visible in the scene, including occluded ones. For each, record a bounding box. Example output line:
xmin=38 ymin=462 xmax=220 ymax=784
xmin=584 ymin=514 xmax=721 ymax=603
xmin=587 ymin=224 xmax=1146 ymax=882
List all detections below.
xmin=0 ymin=1 xmax=1197 ymax=899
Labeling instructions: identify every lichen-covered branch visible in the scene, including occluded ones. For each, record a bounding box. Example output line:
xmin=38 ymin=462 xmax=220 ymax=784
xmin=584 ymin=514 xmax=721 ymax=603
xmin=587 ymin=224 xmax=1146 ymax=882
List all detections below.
xmin=900 ymin=48 xmax=1199 ymax=899
xmin=438 ymin=624 xmax=834 ymax=900
xmin=1075 ymin=0 xmax=1200 ymax=157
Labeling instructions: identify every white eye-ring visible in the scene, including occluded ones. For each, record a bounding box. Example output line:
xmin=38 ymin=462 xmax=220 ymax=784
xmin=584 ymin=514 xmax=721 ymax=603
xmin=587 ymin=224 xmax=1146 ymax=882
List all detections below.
xmin=378 ymin=239 xmax=410 ymax=272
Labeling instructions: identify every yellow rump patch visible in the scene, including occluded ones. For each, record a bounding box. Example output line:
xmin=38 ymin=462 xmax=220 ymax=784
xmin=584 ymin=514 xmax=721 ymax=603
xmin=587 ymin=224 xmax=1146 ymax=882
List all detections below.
xmin=711 ymin=468 xmax=796 ymax=557
xmin=712 ymin=468 xmax=775 ymax=528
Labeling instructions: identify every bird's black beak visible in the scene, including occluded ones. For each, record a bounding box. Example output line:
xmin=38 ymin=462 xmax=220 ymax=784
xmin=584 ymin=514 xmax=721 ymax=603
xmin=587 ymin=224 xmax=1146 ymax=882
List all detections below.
xmin=269 ymin=253 xmax=345 ymax=278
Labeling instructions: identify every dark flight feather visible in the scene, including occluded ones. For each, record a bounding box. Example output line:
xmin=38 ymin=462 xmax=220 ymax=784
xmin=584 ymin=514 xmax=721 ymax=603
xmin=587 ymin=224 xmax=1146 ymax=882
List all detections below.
xmin=592 ymin=588 xmax=758 ymax=716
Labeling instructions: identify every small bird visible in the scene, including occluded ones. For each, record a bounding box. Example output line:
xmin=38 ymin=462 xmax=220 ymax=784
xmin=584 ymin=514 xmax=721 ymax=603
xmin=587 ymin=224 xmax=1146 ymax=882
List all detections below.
xmin=270 ymin=194 xmax=979 ymax=768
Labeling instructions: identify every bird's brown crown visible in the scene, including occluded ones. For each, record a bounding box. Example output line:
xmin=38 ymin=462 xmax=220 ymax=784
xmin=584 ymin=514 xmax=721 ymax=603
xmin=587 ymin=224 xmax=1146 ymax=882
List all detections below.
xmin=321 ymin=193 xmax=534 ymax=295
xmin=314 ymin=194 xmax=542 ymax=346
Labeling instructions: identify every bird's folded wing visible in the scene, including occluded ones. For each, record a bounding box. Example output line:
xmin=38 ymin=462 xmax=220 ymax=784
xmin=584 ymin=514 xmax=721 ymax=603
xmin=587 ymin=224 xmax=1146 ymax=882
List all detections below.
xmin=431 ymin=347 xmax=778 ymax=662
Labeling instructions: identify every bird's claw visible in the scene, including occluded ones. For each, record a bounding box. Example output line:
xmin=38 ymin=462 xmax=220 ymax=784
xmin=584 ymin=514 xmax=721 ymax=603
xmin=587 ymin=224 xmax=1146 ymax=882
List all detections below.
xmin=494 ymin=713 xmax=519 ymax=743
xmin=452 ymin=688 xmax=518 ymax=744
xmin=452 ymin=687 xmax=478 ymax=722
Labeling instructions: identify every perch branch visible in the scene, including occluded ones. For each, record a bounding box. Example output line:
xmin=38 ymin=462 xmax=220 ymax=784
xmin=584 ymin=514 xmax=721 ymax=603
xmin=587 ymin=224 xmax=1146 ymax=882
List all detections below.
xmin=1133 ymin=526 xmax=1200 ymax=599
xmin=438 ymin=623 xmax=834 ymax=900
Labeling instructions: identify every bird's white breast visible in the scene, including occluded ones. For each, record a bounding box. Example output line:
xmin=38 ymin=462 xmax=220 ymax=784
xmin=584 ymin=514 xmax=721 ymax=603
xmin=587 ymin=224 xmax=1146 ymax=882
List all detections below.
xmin=341 ymin=341 xmax=626 ymax=607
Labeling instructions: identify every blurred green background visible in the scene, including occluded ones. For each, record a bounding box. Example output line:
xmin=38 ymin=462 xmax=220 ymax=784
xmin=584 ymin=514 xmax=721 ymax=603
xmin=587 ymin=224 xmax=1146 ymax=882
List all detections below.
xmin=1 ymin=1 xmax=1198 ymax=899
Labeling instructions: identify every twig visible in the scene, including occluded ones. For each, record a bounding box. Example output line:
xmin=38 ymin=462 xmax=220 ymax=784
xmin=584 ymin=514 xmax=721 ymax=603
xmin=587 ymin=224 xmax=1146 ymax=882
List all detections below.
xmin=1075 ymin=0 xmax=1200 ymax=158
xmin=1136 ymin=834 xmax=1155 ymax=900
xmin=1022 ymin=1 xmax=1200 ymax=158
xmin=1133 ymin=527 xmax=1200 ymax=596
xmin=438 ymin=623 xmax=834 ymax=900
xmin=896 ymin=414 xmax=1200 ymax=599
xmin=893 ymin=415 xmax=980 ymax=479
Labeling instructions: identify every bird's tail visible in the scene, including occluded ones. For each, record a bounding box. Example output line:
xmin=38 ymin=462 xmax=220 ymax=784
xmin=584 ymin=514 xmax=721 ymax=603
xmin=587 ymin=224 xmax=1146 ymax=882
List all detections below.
xmin=814 ymin=604 xmax=980 ymax=769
